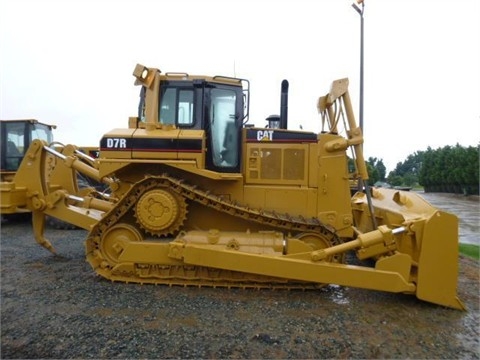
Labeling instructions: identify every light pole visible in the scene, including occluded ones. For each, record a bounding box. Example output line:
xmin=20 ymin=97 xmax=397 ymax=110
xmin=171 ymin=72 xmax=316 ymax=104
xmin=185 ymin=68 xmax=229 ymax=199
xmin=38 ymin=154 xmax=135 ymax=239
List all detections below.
xmin=351 ymin=0 xmax=376 ymax=229
xmin=351 ymin=0 xmax=364 ymax=133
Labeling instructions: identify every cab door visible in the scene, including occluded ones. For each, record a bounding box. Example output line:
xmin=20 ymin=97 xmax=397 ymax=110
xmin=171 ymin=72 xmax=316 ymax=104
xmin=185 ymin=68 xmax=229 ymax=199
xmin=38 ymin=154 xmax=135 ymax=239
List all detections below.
xmin=1 ymin=121 xmax=26 ymax=171
xmin=204 ymin=85 xmax=242 ymax=173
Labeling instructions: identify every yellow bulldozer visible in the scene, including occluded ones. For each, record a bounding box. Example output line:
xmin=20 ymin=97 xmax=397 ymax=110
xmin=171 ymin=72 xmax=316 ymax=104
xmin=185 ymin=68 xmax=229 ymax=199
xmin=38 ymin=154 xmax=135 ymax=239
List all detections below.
xmin=0 ymin=64 xmax=465 ymax=310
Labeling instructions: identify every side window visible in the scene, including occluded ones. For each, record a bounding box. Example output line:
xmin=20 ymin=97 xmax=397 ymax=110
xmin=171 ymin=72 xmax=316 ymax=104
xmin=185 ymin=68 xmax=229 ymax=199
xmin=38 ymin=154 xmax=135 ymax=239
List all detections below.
xmin=5 ymin=122 xmax=25 ymax=155
xmin=138 ymin=86 xmax=146 ymax=122
xmin=178 ymin=90 xmax=194 ymax=125
xmin=159 ymin=87 xmax=194 ymax=126
xmin=209 ymin=88 xmax=238 ymax=168
xmin=160 ymin=88 xmax=176 ymax=125
xmin=4 ymin=122 xmax=26 ymax=171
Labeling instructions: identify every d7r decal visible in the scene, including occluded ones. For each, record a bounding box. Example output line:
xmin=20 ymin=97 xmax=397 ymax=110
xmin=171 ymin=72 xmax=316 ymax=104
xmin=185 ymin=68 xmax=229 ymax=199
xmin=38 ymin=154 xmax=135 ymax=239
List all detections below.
xmin=105 ymin=138 xmax=127 ymax=148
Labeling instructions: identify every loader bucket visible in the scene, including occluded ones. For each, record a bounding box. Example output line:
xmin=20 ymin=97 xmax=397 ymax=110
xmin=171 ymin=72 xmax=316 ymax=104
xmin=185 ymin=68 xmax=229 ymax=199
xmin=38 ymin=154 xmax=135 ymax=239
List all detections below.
xmin=416 ymin=209 xmax=466 ymax=310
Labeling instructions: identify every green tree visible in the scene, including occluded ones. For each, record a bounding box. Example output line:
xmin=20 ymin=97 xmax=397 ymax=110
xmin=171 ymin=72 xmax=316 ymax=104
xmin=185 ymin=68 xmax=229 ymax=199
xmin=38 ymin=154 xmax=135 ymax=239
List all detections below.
xmin=388 ymin=151 xmax=424 ymax=187
xmin=387 ymin=174 xmax=403 ymax=186
xmin=366 ymin=157 xmax=386 ymax=184
xmin=419 ymin=143 xmax=479 ymax=194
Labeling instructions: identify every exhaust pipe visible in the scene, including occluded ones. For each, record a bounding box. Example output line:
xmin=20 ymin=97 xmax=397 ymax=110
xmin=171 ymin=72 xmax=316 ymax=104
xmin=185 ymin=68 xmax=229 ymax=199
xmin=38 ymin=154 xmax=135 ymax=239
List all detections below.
xmin=280 ymin=79 xmax=289 ymax=129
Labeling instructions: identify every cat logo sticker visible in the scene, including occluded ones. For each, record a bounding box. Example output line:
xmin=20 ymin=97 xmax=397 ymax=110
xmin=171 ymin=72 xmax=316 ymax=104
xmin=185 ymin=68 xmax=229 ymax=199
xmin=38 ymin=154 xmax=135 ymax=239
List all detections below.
xmin=257 ymin=130 xmax=274 ymax=141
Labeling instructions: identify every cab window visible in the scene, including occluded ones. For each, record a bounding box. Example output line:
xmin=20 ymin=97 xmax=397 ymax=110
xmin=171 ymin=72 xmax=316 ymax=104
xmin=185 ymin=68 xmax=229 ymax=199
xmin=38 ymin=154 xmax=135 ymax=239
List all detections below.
xmin=4 ymin=122 xmax=25 ymax=170
xmin=209 ymin=88 xmax=238 ymax=168
xmin=31 ymin=123 xmax=54 ymax=143
xmin=159 ymin=87 xmax=194 ymax=126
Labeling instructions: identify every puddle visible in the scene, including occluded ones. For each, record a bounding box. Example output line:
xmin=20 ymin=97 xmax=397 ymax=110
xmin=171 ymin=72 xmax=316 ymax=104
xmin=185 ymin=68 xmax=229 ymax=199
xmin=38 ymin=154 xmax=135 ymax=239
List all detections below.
xmin=418 ymin=192 xmax=479 ymax=245
xmin=327 ymin=284 xmax=350 ymax=305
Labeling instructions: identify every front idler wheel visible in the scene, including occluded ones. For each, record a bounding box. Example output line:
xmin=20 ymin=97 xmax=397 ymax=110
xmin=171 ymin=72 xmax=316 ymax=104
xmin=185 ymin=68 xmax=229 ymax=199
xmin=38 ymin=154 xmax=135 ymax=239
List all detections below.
xmin=100 ymin=223 xmax=143 ymax=265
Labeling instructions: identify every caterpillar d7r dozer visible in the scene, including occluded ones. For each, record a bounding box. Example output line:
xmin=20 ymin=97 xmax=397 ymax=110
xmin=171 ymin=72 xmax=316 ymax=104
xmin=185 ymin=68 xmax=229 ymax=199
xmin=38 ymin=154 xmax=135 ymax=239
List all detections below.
xmin=4 ymin=64 xmax=465 ymax=310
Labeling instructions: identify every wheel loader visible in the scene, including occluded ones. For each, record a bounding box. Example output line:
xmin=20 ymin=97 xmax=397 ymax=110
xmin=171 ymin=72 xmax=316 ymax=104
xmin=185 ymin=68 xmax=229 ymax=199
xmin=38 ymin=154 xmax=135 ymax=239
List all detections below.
xmin=1 ymin=119 xmax=55 ymax=215
xmin=0 ymin=119 xmax=101 ymax=227
xmin=1 ymin=119 xmax=55 ymax=182
xmin=1 ymin=64 xmax=465 ymax=310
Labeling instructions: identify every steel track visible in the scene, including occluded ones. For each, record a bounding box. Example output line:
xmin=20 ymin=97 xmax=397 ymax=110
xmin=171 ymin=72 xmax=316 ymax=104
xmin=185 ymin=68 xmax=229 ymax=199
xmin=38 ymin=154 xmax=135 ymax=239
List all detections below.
xmin=85 ymin=174 xmax=343 ymax=288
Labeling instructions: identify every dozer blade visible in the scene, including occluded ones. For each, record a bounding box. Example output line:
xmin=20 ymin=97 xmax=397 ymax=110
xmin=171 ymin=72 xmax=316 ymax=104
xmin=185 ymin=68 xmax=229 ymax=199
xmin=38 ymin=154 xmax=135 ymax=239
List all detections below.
xmin=352 ymin=188 xmax=466 ymax=310
xmin=416 ymin=210 xmax=466 ymax=310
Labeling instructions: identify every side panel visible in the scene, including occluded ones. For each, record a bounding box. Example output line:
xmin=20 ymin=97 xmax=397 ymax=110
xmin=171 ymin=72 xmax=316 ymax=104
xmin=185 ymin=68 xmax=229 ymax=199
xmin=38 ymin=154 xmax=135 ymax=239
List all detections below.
xmin=99 ymin=128 xmax=136 ymax=159
xmin=243 ymin=185 xmax=318 ymax=218
xmin=317 ymin=133 xmax=354 ymax=236
xmin=241 ymin=127 xmax=318 ymax=218
xmin=241 ymin=128 xmax=354 ymax=232
xmin=131 ymin=128 xmax=180 ymax=160
xmin=244 ymin=143 xmax=310 ymax=186
xmin=243 ymin=128 xmax=316 ymax=186
xmin=99 ymin=128 xmax=205 ymax=167
xmin=177 ymin=130 xmax=205 ymax=169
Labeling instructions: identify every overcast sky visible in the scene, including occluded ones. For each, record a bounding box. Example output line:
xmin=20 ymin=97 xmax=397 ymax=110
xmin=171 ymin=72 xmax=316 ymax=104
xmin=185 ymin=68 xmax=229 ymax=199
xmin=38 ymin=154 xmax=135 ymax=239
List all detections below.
xmin=1 ymin=0 xmax=479 ymax=172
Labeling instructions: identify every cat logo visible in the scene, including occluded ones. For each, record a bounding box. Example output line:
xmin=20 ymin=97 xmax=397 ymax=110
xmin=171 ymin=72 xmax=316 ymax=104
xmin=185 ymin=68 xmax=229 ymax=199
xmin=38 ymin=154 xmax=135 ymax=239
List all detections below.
xmin=257 ymin=130 xmax=274 ymax=142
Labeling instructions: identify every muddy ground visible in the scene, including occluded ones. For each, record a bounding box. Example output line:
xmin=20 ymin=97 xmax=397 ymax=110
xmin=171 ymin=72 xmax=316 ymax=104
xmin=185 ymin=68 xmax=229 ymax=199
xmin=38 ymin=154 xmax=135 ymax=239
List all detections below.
xmin=420 ymin=191 xmax=479 ymax=246
xmin=1 ymin=193 xmax=479 ymax=359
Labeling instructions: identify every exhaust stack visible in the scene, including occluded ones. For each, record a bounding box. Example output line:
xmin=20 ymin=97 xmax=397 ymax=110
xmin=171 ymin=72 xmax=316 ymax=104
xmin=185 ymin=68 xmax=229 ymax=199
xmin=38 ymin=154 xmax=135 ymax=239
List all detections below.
xmin=280 ymin=79 xmax=289 ymax=129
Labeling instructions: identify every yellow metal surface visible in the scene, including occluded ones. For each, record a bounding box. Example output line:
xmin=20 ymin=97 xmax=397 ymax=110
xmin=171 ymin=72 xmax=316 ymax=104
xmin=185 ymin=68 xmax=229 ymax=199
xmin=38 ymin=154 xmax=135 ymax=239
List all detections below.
xmin=416 ymin=210 xmax=465 ymax=310
xmin=5 ymin=67 xmax=465 ymax=310
xmin=0 ymin=182 xmax=27 ymax=213
xmin=244 ymin=142 xmax=309 ymax=185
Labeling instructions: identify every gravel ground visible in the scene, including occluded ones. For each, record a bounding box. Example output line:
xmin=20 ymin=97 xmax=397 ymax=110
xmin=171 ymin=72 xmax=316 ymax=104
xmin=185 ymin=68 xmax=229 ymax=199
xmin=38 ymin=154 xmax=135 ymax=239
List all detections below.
xmin=1 ymin=215 xmax=479 ymax=359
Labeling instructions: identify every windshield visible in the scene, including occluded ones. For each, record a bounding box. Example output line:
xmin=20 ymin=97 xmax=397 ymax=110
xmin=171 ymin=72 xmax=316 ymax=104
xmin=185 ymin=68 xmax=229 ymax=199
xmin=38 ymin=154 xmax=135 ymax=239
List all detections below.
xmin=32 ymin=123 xmax=54 ymax=143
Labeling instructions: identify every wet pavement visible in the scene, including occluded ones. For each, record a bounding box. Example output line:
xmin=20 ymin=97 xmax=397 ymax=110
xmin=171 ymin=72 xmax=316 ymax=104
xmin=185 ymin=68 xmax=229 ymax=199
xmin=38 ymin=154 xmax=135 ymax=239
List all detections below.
xmin=418 ymin=191 xmax=480 ymax=245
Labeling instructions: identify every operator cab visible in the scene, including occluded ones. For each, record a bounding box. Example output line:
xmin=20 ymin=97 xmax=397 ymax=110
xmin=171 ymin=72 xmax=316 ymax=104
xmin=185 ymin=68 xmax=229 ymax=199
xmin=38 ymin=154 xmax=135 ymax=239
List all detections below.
xmin=135 ymin=67 xmax=249 ymax=174
xmin=0 ymin=119 xmax=55 ymax=172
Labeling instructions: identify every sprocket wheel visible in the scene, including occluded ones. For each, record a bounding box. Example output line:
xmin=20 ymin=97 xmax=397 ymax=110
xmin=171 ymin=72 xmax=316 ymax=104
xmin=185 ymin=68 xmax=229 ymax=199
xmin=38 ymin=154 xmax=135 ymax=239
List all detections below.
xmin=134 ymin=188 xmax=187 ymax=237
